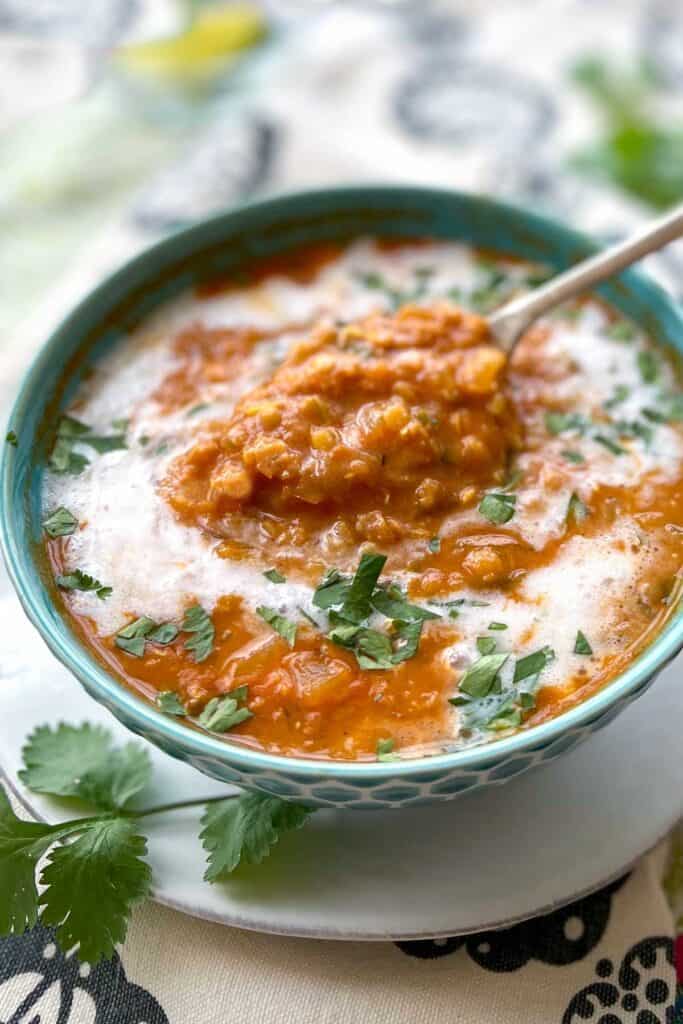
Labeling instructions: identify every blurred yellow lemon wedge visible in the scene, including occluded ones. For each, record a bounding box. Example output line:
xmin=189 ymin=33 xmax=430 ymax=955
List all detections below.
xmin=118 ymin=3 xmax=266 ymax=84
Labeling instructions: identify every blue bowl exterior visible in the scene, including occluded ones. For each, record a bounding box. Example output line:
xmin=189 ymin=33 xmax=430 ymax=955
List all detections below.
xmin=2 ymin=186 xmax=683 ymax=809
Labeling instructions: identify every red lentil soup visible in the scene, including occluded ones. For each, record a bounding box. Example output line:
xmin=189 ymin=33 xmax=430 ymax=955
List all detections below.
xmin=42 ymin=239 xmax=683 ymax=761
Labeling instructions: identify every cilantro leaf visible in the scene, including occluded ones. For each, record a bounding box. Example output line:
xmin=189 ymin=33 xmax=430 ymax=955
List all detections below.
xmin=604 ymin=384 xmax=630 ymax=411
xmin=476 ymin=636 xmax=497 ymax=655
xmin=459 ymin=653 xmax=508 ymax=699
xmin=115 ymin=617 xmax=156 ymax=658
xmin=567 ymin=491 xmax=589 ymax=525
xmin=82 ymin=434 xmax=126 ymax=454
xmin=56 ymin=569 xmax=111 ymax=600
xmin=198 ymin=693 xmax=253 ymax=733
xmin=182 ymin=604 xmax=215 ymax=662
xmin=0 ymin=787 xmax=79 ymax=937
xmin=574 ymin=630 xmax=593 ymax=655
xmin=377 ymin=738 xmax=397 ymax=762
xmin=390 ymin=619 xmax=423 ymax=665
xmin=545 ymin=411 xmax=588 ymax=436
xmin=257 ymin=606 xmax=297 ymax=647
xmin=355 ymin=629 xmax=394 ymax=670
xmin=263 ymin=569 xmax=286 ymax=584
xmin=606 ymin=320 xmax=636 ymax=342
xmin=5 ymin=430 xmax=17 ymax=446
xmin=479 ymin=492 xmax=516 ymax=525
xmin=594 ymin=433 xmax=626 ymax=455
xmin=48 ymin=415 xmax=126 ymax=475
xmin=147 ymin=622 xmax=179 ymax=645
xmin=637 ymin=350 xmax=659 ymax=383
xmin=19 ymin=723 xmax=151 ymax=811
xmin=561 ymin=449 xmax=585 ymax=464
xmin=156 ymin=691 xmax=186 ymax=716
xmin=513 ymin=646 xmax=555 ymax=684
xmin=342 ymin=553 xmax=387 ymax=624
xmin=39 ymin=817 xmax=151 ymax=963
xmin=370 ymin=585 xmax=440 ymax=622
xmin=200 ymin=793 xmax=312 ymax=880
xmin=56 ymin=415 xmax=90 ymax=438
xmin=312 ymin=568 xmax=351 ymax=610
xmin=49 ymin=438 xmax=90 ymax=475
xmin=43 ymin=507 xmax=78 ymax=538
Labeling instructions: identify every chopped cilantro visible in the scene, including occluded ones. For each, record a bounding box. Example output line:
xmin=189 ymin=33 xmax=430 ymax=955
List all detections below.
xmin=606 ymin=321 xmax=636 ymax=342
xmin=48 ymin=415 xmax=126 ymax=475
xmin=147 ymin=622 xmax=179 ymax=645
xmin=42 ymin=507 xmax=78 ymax=538
xmin=116 ymin=618 xmax=178 ymax=658
xmin=376 ymin=738 xmax=397 ymax=762
xmin=198 ymin=692 xmax=252 ymax=733
xmin=355 ymin=629 xmax=394 ymax=670
xmin=182 ymin=605 xmax=215 ymax=662
xmin=297 ymin=605 xmax=320 ymax=628
xmin=574 ymin=630 xmax=593 ymax=655
xmin=156 ymin=692 xmax=186 ymax=716
xmin=637 ymin=350 xmax=659 ymax=384
xmin=567 ymin=491 xmax=589 ymax=525
xmin=371 ymin=584 xmax=440 ymax=622
xmin=5 ymin=430 xmax=17 ymax=446
xmin=476 ymin=636 xmax=497 ymax=655
xmin=561 ymin=449 xmax=585 ymax=464
xmin=312 ymin=568 xmax=351 ymax=610
xmin=257 ymin=606 xmax=297 ymax=647
xmin=428 ymin=537 xmax=441 ymax=553
xmin=186 ymin=403 xmax=210 ymax=417
xmin=513 ymin=646 xmax=555 ymax=684
xmin=56 ymin=569 xmax=111 ymax=600
xmin=459 ymin=653 xmax=508 ymax=699
xmin=479 ymin=492 xmax=516 ymax=525
xmin=594 ymin=433 xmax=626 ymax=455
xmin=389 ymin=619 xmax=423 ymax=665
xmin=264 ymin=569 xmax=286 ymax=584
xmin=342 ymin=553 xmax=387 ymax=624
xmin=604 ymin=385 xmax=630 ymax=410
xmin=545 ymin=411 xmax=588 ymax=436
xmin=488 ymin=622 xmax=507 ymax=630
xmin=115 ymin=617 xmax=157 ymax=658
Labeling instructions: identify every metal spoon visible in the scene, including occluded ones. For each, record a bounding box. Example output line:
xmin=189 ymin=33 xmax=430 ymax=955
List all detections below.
xmin=488 ymin=203 xmax=683 ymax=352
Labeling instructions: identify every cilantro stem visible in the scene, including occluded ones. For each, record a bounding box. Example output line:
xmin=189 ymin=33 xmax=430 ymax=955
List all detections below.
xmin=131 ymin=794 xmax=237 ymax=819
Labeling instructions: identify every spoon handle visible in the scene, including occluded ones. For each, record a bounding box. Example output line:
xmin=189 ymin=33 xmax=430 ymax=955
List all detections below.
xmin=488 ymin=203 xmax=683 ymax=351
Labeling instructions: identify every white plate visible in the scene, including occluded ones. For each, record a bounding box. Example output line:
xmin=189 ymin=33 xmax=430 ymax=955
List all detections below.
xmin=1 ymin=581 xmax=682 ymax=940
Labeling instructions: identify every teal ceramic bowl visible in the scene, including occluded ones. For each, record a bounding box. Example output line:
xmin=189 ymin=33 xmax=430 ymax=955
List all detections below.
xmin=3 ymin=186 xmax=683 ymax=809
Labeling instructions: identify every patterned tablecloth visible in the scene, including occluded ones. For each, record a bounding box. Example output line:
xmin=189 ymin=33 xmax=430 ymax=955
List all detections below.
xmin=1 ymin=1 xmax=683 ymax=1020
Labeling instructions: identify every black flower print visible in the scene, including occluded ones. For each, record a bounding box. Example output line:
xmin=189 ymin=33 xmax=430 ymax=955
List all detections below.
xmin=396 ymin=876 xmax=627 ymax=971
xmin=0 ymin=923 xmax=168 ymax=1024
xmin=562 ymin=937 xmax=675 ymax=1024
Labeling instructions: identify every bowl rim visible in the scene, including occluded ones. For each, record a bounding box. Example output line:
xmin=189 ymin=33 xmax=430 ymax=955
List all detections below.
xmin=3 ymin=183 xmax=683 ymax=781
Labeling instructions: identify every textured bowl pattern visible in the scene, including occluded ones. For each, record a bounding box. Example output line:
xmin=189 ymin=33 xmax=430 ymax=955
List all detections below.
xmin=2 ymin=186 xmax=683 ymax=808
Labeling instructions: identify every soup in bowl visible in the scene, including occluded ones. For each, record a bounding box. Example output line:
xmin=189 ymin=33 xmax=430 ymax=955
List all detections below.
xmin=3 ymin=187 xmax=683 ymax=808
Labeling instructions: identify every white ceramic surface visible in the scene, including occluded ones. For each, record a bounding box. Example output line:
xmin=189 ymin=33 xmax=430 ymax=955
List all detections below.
xmin=1 ymin=579 xmax=682 ymax=940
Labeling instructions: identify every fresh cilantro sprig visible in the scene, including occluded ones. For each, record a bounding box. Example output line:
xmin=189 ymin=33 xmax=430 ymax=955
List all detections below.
xmin=1 ymin=723 xmax=314 ymax=963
